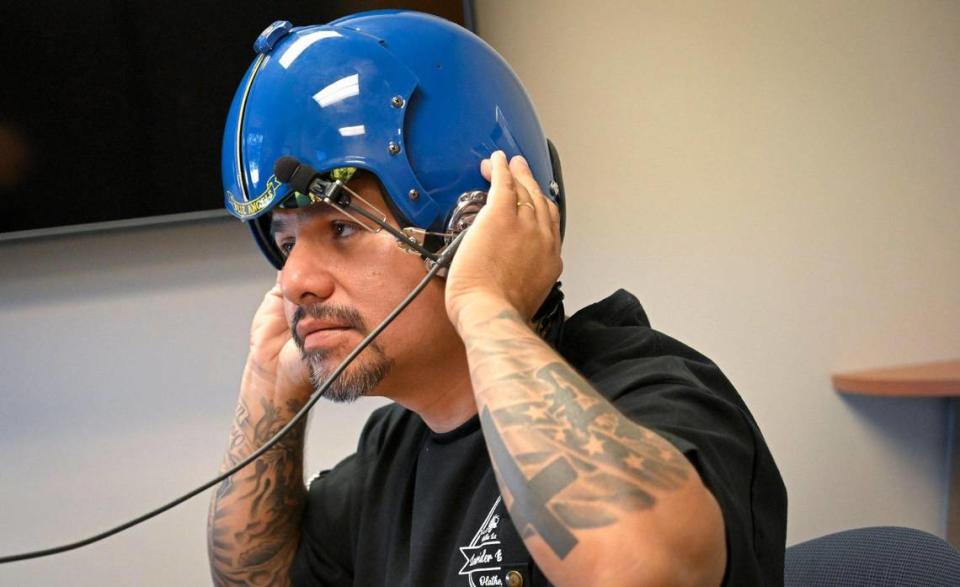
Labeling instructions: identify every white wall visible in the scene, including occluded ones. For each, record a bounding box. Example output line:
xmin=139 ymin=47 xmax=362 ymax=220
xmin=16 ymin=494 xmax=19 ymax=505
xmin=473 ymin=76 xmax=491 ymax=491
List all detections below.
xmin=476 ymin=0 xmax=960 ymax=544
xmin=1 ymin=1 xmax=958 ymax=585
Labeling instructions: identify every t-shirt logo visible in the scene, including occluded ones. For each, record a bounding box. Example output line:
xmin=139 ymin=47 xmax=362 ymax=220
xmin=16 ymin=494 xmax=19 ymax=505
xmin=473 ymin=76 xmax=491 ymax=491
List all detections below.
xmin=458 ymin=496 xmax=505 ymax=586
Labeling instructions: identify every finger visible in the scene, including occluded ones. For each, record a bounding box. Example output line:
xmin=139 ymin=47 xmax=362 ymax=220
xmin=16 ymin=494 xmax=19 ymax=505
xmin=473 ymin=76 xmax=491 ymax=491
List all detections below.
xmin=480 ymin=158 xmax=492 ymax=181
xmin=486 ymin=150 xmax=518 ymax=214
xmin=513 ymin=179 xmax=535 ymax=217
xmin=538 ymin=174 xmax=563 ymax=241
xmin=545 ymin=195 xmax=561 ymax=225
xmin=510 ymin=155 xmax=551 ymax=232
xmin=271 ymin=271 xmax=284 ymax=296
xmin=546 ymin=198 xmax=562 ymax=248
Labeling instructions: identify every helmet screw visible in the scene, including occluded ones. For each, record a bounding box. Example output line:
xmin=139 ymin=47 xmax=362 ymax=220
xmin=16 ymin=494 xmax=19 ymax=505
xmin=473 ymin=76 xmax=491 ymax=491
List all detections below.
xmin=408 ymin=189 xmax=420 ymax=201
xmin=391 ymin=96 xmax=405 ymax=108
xmin=549 ymin=181 xmax=560 ymax=197
xmin=388 ymin=141 xmax=401 ymax=155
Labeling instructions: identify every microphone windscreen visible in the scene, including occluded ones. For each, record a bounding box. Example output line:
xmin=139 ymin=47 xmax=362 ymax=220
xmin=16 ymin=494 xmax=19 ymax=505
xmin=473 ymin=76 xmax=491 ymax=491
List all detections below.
xmin=273 ymin=156 xmax=301 ymax=183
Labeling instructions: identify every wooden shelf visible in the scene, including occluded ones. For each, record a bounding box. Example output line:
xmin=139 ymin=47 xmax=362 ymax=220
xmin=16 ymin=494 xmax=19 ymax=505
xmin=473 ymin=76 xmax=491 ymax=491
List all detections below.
xmin=833 ymin=358 xmax=960 ymax=546
xmin=832 ymin=359 xmax=960 ymax=397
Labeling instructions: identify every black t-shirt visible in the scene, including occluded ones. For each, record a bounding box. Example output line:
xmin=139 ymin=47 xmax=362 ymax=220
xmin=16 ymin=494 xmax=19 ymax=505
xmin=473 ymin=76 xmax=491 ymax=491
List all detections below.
xmin=291 ymin=290 xmax=787 ymax=586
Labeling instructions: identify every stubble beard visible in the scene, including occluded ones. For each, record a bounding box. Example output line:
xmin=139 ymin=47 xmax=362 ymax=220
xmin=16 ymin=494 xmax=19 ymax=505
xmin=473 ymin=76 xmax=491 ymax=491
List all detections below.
xmin=303 ymin=347 xmax=392 ymax=403
xmin=292 ymin=303 xmax=393 ymax=403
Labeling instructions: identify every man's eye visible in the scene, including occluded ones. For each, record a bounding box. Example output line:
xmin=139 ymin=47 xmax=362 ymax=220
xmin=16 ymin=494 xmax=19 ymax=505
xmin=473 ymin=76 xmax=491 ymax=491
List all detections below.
xmin=278 ymin=239 xmax=295 ymax=256
xmin=332 ymin=220 xmax=361 ymax=238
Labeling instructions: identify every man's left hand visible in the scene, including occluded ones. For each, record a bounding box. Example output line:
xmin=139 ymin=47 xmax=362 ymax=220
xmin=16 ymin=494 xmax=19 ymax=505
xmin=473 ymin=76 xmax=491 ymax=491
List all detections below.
xmin=444 ymin=150 xmax=563 ymax=330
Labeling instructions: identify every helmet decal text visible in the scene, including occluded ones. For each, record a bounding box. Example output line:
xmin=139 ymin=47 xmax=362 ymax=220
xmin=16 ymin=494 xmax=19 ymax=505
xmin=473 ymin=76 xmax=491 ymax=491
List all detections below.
xmin=226 ymin=175 xmax=282 ymax=220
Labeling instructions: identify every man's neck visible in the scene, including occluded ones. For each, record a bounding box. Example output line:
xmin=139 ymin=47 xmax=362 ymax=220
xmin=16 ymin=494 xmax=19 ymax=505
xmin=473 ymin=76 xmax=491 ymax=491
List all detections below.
xmin=408 ymin=375 xmax=478 ymax=433
xmin=385 ymin=358 xmax=477 ymax=434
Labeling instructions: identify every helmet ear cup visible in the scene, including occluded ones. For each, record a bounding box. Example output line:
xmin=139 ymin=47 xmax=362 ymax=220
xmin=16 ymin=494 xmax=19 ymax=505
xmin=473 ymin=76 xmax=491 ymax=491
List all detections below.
xmin=547 ymin=138 xmax=567 ymax=240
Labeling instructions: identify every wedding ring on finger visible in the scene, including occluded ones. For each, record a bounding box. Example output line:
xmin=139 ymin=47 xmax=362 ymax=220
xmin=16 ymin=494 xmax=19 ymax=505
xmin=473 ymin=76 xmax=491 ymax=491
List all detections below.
xmin=517 ymin=201 xmax=535 ymax=211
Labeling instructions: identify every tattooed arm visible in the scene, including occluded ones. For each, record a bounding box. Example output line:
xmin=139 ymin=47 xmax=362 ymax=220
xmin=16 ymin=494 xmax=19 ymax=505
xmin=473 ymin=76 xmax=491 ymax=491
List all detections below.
xmin=446 ymin=152 xmax=726 ymax=586
xmin=207 ymin=280 xmax=313 ymax=586
xmin=456 ymin=302 xmax=726 ymax=586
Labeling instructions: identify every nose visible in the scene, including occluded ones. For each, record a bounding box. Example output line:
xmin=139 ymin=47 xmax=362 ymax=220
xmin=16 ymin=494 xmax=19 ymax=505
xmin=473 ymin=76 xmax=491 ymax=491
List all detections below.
xmin=279 ymin=238 xmax=337 ymax=306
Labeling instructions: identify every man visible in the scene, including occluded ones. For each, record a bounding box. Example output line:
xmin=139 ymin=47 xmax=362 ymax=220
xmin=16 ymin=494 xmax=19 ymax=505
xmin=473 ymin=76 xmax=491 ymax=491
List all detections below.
xmin=208 ymin=11 xmax=786 ymax=587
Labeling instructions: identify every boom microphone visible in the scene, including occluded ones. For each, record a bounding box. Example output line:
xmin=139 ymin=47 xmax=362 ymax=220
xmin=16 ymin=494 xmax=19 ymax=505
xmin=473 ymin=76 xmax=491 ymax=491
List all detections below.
xmin=273 ymin=155 xmax=316 ymax=195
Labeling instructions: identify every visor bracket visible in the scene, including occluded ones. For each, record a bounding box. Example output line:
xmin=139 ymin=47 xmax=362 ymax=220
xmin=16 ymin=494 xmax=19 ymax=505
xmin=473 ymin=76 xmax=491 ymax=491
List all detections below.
xmin=254 ymin=21 xmax=293 ymax=55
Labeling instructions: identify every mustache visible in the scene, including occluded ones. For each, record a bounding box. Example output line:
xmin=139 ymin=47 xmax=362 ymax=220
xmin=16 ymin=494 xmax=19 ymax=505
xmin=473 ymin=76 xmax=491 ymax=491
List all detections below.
xmin=291 ymin=303 xmax=369 ymax=350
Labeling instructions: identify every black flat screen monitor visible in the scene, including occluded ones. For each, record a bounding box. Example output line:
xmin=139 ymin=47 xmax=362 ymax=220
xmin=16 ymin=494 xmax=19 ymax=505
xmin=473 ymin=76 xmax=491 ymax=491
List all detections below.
xmin=0 ymin=1 xmax=472 ymax=238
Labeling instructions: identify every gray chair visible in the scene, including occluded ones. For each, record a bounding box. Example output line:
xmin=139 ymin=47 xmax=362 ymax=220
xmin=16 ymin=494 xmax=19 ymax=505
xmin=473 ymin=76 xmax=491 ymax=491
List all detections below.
xmin=784 ymin=526 xmax=960 ymax=586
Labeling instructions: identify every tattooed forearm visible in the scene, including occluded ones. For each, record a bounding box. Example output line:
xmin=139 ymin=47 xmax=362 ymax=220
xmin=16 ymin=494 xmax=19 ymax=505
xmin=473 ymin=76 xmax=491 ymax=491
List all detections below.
xmin=207 ymin=394 xmax=307 ymax=586
xmin=462 ymin=308 xmax=691 ymax=561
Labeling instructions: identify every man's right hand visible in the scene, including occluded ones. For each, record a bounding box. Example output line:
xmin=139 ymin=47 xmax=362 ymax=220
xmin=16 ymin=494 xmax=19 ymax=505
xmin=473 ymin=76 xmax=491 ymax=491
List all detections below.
xmin=207 ymin=276 xmax=311 ymax=587
xmin=247 ymin=273 xmax=312 ymax=403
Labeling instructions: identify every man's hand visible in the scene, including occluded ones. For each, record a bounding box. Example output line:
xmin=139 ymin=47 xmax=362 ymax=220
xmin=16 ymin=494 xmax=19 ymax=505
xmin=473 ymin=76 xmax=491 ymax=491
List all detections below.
xmin=247 ymin=273 xmax=312 ymax=401
xmin=445 ymin=151 xmax=562 ymax=330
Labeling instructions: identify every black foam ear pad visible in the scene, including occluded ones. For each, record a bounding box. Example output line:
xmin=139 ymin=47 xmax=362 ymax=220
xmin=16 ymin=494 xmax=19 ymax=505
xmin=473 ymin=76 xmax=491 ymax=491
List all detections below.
xmin=546 ymin=138 xmax=567 ymax=240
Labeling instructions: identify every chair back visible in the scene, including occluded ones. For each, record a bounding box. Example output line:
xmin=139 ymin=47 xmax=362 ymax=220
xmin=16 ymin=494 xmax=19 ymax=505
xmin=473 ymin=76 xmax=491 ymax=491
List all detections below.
xmin=785 ymin=526 xmax=960 ymax=586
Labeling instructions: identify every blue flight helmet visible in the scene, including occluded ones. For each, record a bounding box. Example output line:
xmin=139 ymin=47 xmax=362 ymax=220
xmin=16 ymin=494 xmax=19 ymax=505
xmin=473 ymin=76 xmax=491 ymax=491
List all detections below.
xmin=221 ymin=10 xmax=566 ymax=270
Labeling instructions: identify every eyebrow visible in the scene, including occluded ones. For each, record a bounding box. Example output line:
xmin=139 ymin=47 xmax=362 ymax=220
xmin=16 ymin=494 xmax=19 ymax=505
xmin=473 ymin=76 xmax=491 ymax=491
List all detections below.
xmin=269 ymin=203 xmax=338 ymax=234
xmin=269 ymin=214 xmax=290 ymax=234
